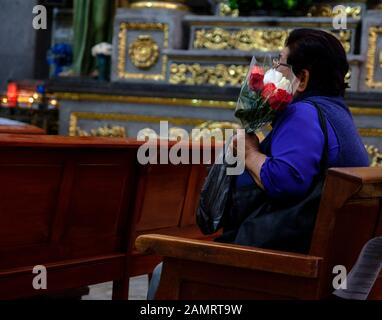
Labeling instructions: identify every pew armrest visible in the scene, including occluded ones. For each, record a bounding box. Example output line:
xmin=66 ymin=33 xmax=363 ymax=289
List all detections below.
xmin=136 ymin=234 xmax=322 ymax=278
xmin=328 ymin=167 xmax=382 ymax=184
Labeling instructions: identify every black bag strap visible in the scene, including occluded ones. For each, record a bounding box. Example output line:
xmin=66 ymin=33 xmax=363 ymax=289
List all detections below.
xmin=307 ymin=101 xmax=329 ymax=173
xmin=266 ymin=100 xmax=329 ymax=173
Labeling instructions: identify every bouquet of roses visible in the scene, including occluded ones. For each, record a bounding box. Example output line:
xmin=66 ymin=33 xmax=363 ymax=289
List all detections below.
xmin=235 ymin=57 xmax=299 ymax=133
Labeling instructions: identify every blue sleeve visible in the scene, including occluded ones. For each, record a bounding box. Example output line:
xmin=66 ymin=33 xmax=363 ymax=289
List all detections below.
xmin=260 ymin=102 xmax=325 ymax=199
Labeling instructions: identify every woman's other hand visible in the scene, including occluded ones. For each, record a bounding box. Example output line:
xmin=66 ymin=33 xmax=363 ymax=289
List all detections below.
xmin=231 ymin=131 xmax=267 ymax=190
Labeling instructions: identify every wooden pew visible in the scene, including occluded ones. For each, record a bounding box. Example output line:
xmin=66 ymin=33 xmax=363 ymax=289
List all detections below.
xmin=0 ymin=135 xmax=210 ymax=299
xmin=129 ymin=161 xmax=211 ymax=278
xmin=0 ymin=118 xmax=45 ymax=135
xmin=136 ymin=167 xmax=382 ymax=300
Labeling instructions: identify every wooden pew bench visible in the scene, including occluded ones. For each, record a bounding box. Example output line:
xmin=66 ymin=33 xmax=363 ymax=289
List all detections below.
xmin=0 ymin=118 xmax=45 ymax=135
xmin=0 ymin=135 xmax=211 ymax=299
xmin=136 ymin=167 xmax=382 ymax=300
xmin=129 ymin=160 xmax=212 ymax=278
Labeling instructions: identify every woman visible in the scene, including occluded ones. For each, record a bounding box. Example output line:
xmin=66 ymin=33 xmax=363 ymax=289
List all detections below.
xmin=219 ymin=28 xmax=369 ymax=252
xmin=147 ymin=28 xmax=369 ymax=299
xmin=237 ymin=28 xmax=369 ymax=196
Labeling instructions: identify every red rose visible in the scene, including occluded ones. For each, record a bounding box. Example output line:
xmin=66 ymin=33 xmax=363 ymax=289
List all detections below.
xmin=269 ymin=88 xmax=293 ymax=111
xmin=261 ymin=83 xmax=276 ymax=100
xmin=248 ymin=66 xmax=265 ymax=91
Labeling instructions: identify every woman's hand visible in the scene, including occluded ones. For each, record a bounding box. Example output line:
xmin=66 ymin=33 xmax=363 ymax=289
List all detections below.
xmin=243 ymin=132 xmax=261 ymax=154
xmin=231 ymin=130 xmax=267 ymax=190
xmin=231 ymin=131 xmax=261 ymax=159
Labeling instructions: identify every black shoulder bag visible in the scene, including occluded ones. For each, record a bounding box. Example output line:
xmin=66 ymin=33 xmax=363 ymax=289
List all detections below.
xmin=216 ymin=101 xmax=329 ymax=254
xmin=196 ymin=143 xmax=235 ymax=235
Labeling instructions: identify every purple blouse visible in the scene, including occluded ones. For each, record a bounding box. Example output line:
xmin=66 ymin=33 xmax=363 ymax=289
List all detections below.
xmin=237 ymin=100 xmax=340 ymax=199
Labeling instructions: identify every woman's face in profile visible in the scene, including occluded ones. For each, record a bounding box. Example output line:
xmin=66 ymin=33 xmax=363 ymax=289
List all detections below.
xmin=274 ymin=47 xmax=309 ymax=96
xmin=275 ymin=47 xmax=302 ymax=95
xmin=274 ymin=47 xmax=292 ymax=78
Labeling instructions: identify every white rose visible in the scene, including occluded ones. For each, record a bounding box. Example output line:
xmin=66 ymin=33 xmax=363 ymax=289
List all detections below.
xmin=263 ymin=69 xmax=283 ymax=85
xmin=276 ymin=77 xmax=292 ymax=93
xmin=92 ymin=42 xmax=113 ymax=57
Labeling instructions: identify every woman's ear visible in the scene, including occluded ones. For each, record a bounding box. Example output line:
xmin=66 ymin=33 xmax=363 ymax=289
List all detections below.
xmin=296 ymin=69 xmax=310 ymax=93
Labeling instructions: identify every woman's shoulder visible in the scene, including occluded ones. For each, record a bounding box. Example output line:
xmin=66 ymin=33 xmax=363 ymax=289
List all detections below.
xmin=276 ymin=100 xmax=320 ymax=126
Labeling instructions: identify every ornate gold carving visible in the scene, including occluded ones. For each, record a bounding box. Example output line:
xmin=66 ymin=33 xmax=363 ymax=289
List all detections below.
xmin=307 ymin=4 xmax=332 ymax=17
xmin=76 ymin=125 xmax=127 ymax=138
xmin=130 ymin=1 xmax=189 ymax=11
xmin=194 ymin=28 xmax=350 ymax=53
xmin=169 ymin=63 xmax=248 ymax=87
xmin=188 ymin=19 xmax=357 ymax=29
xmin=128 ymin=35 xmax=160 ymax=69
xmin=337 ymin=30 xmax=351 ymax=53
xmin=366 ymin=145 xmax=382 ymax=167
xmin=358 ymin=128 xmax=382 ymax=137
xmin=194 ymin=28 xmax=289 ymax=52
xmin=218 ymin=3 xmax=239 ymax=17
xmin=307 ymin=4 xmax=362 ymax=19
xmin=346 ymin=5 xmax=363 ymax=19
xmin=192 ymin=121 xmax=268 ymax=142
xmin=118 ymin=22 xmax=169 ymax=81
xmin=366 ymin=26 xmax=382 ymax=89
xmin=69 ymin=112 xmax=206 ymax=137
xmin=195 ymin=28 xmax=349 ymax=53
xmin=192 ymin=121 xmax=241 ymax=141
xmin=194 ymin=28 xmax=231 ymax=50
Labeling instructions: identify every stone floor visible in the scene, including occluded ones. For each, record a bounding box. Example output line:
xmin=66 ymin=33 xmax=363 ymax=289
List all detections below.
xmin=81 ymin=275 xmax=149 ymax=300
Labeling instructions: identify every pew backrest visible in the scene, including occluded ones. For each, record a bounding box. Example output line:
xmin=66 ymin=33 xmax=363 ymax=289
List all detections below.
xmin=135 ymin=167 xmax=382 ymax=300
xmin=0 ymin=135 xmax=212 ymax=299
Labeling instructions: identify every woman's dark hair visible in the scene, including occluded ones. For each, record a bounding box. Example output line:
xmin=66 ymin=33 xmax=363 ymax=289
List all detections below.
xmin=285 ymin=28 xmax=349 ymax=96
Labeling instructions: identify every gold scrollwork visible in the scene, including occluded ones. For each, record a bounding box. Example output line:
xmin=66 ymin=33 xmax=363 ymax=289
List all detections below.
xmin=307 ymin=4 xmax=332 ymax=17
xmin=218 ymin=3 xmax=239 ymax=17
xmin=194 ymin=28 xmax=289 ymax=52
xmin=169 ymin=63 xmax=248 ymax=87
xmin=358 ymin=128 xmax=382 ymax=137
xmin=337 ymin=30 xmax=352 ymax=54
xmin=193 ymin=28 xmax=351 ymax=53
xmin=76 ymin=125 xmax=127 ymax=138
xmin=191 ymin=121 xmax=269 ymax=142
xmin=366 ymin=26 xmax=382 ymax=89
xmin=365 ymin=145 xmax=382 ymax=167
xmin=69 ymin=112 xmax=207 ymax=137
xmin=194 ymin=28 xmax=231 ymax=50
xmin=118 ymin=22 xmax=169 ymax=81
xmin=192 ymin=121 xmax=242 ymax=141
xmin=128 ymin=35 xmax=160 ymax=69
xmin=307 ymin=4 xmax=362 ymax=19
